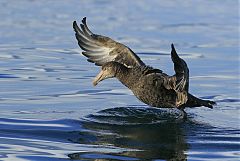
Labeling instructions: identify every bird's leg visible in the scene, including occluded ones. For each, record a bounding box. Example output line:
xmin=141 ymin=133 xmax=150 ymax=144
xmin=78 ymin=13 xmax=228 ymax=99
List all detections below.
xmin=178 ymin=107 xmax=187 ymax=120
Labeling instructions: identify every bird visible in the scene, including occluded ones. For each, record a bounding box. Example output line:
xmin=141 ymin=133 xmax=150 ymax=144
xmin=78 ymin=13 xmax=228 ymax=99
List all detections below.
xmin=73 ymin=17 xmax=215 ymax=118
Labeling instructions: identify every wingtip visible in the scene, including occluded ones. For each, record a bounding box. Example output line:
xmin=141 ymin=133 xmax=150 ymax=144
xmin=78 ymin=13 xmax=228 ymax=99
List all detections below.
xmin=82 ymin=17 xmax=87 ymax=24
xmin=73 ymin=21 xmax=77 ymax=30
xmin=73 ymin=20 xmax=77 ymax=25
xmin=171 ymin=43 xmax=177 ymax=58
xmin=171 ymin=43 xmax=175 ymax=50
xmin=80 ymin=24 xmax=84 ymax=30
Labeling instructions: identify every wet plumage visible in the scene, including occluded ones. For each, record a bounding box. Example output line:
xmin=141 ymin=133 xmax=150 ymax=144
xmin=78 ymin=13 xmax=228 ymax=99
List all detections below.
xmin=73 ymin=17 xmax=215 ymax=115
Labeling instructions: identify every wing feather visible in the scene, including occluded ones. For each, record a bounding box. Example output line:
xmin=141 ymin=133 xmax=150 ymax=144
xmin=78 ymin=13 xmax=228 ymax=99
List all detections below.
xmin=73 ymin=17 xmax=145 ymax=67
xmin=170 ymin=44 xmax=189 ymax=92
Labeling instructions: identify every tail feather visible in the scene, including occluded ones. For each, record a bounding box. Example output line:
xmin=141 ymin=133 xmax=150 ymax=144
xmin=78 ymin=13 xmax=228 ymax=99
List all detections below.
xmin=184 ymin=93 xmax=216 ymax=109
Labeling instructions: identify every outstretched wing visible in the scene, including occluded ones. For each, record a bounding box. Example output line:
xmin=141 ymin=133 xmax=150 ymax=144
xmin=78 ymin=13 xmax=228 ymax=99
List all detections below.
xmin=171 ymin=44 xmax=189 ymax=92
xmin=73 ymin=17 xmax=145 ymax=67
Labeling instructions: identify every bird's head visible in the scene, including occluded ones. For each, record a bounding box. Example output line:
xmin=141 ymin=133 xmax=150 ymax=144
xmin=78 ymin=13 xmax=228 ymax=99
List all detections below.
xmin=93 ymin=62 xmax=121 ymax=86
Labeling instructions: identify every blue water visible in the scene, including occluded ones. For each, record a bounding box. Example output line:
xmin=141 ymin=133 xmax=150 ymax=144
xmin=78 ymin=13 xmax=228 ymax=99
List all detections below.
xmin=0 ymin=0 xmax=239 ymax=160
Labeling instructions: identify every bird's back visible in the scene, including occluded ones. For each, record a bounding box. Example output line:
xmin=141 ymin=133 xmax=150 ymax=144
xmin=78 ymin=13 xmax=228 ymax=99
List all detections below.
xmin=126 ymin=66 xmax=178 ymax=108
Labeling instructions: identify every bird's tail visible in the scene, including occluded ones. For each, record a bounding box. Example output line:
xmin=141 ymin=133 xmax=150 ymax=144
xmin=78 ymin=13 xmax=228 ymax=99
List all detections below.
xmin=183 ymin=93 xmax=216 ymax=109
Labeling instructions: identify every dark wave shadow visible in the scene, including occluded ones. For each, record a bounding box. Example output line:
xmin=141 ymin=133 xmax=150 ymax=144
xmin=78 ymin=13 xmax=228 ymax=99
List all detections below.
xmin=68 ymin=107 xmax=190 ymax=160
xmin=69 ymin=107 xmax=240 ymax=160
xmin=0 ymin=73 xmax=19 ymax=78
xmin=0 ymin=108 xmax=238 ymax=160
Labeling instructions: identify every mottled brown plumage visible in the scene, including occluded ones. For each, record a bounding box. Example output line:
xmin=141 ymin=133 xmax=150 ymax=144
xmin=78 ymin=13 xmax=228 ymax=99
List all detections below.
xmin=73 ymin=17 xmax=215 ymax=116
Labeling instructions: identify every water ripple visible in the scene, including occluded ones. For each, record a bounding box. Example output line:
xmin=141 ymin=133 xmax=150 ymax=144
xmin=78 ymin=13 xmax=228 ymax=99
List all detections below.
xmin=84 ymin=107 xmax=184 ymax=125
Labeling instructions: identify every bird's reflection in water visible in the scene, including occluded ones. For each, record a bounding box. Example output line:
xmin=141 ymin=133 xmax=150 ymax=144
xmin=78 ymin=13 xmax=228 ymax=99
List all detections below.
xmin=68 ymin=107 xmax=189 ymax=160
